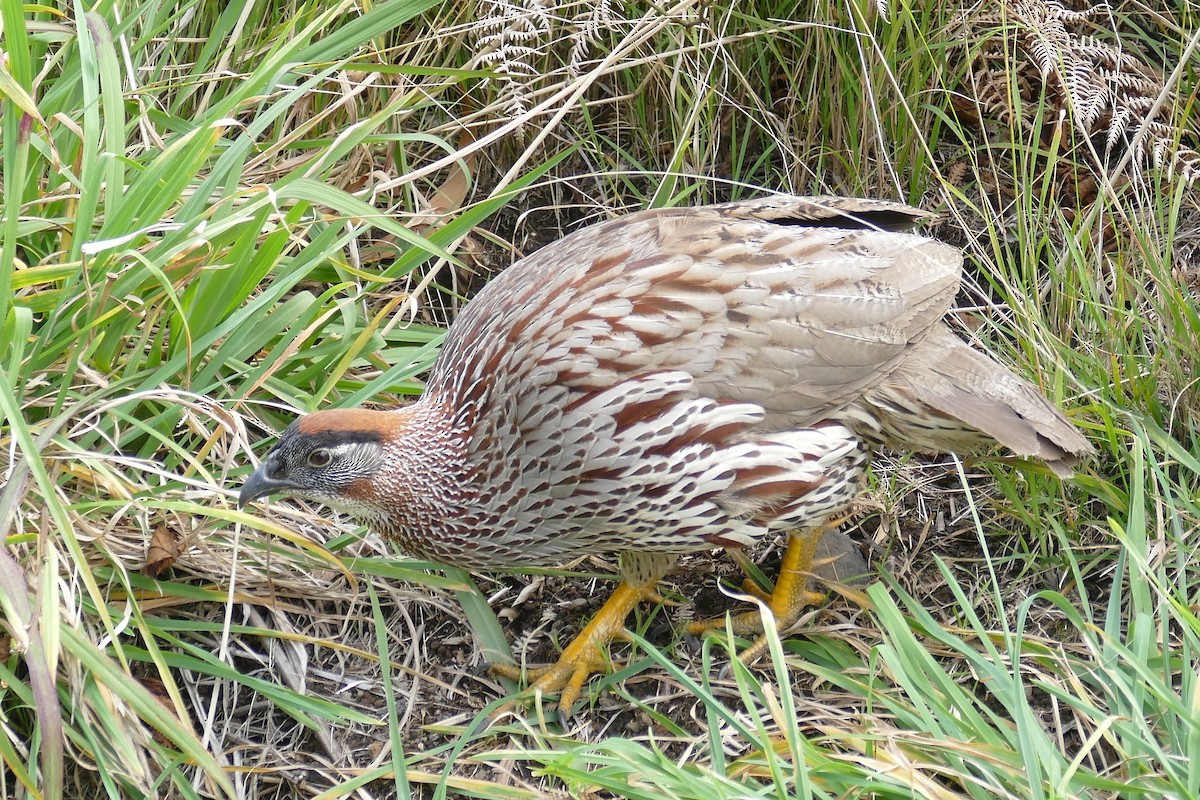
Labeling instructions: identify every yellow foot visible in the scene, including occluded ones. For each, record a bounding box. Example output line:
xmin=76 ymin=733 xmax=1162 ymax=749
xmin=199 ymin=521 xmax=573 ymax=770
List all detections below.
xmin=490 ymin=581 xmax=656 ymax=716
xmin=686 ymin=527 xmax=830 ymax=663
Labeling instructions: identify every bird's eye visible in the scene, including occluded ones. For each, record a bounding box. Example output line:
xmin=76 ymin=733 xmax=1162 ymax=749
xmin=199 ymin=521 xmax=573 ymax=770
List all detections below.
xmin=307 ymin=448 xmax=333 ymax=468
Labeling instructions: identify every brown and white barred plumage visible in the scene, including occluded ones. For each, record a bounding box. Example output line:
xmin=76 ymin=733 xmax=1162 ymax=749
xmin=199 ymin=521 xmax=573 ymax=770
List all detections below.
xmin=242 ymin=195 xmax=1091 ymax=583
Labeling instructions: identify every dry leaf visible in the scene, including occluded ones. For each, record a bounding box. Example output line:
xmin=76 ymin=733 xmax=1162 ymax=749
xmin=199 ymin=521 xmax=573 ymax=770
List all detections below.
xmin=143 ymin=524 xmax=180 ymax=578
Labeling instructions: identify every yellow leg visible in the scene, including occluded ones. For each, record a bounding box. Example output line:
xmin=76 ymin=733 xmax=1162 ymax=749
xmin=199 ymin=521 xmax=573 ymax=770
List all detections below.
xmin=687 ymin=527 xmax=829 ymax=662
xmin=491 ymin=580 xmax=656 ymax=714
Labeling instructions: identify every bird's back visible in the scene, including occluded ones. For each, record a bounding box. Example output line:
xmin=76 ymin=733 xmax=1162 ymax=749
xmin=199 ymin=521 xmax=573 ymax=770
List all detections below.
xmin=428 ymin=196 xmax=960 ymax=428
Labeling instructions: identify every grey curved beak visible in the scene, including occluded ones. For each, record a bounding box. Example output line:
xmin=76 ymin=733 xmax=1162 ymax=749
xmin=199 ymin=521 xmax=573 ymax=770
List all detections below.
xmin=238 ymin=459 xmax=297 ymax=508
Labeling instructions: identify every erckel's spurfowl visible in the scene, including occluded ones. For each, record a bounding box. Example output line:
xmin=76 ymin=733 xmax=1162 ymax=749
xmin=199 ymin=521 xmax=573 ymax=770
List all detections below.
xmin=238 ymin=195 xmax=1093 ymax=712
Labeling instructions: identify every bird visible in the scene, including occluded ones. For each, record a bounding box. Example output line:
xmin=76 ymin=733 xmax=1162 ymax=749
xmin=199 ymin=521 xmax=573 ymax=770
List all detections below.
xmin=238 ymin=195 xmax=1093 ymax=713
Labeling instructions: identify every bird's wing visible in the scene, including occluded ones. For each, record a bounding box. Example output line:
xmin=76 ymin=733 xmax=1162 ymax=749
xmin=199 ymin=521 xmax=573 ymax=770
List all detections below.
xmin=429 ymin=195 xmax=961 ymax=427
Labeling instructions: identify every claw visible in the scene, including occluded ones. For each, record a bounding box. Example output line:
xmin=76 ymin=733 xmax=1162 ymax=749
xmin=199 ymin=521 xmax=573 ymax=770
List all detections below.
xmin=687 ymin=526 xmax=832 ymax=661
xmin=491 ymin=581 xmax=656 ymax=716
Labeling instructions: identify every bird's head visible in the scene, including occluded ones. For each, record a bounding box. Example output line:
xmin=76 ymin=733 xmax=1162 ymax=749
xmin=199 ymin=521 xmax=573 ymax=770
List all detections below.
xmin=238 ymin=409 xmax=394 ymax=512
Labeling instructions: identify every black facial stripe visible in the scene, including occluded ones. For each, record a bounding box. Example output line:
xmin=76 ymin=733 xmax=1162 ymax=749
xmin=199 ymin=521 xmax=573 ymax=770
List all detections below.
xmin=268 ymin=427 xmax=384 ymax=479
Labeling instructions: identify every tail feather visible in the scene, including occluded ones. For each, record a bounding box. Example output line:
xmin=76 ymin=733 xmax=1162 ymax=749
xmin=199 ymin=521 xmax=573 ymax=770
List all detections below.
xmin=881 ymin=325 xmax=1093 ymax=477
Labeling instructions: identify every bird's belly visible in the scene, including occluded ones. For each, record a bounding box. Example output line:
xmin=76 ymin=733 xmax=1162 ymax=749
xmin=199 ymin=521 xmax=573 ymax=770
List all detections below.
xmin=382 ymin=511 xmax=740 ymax=572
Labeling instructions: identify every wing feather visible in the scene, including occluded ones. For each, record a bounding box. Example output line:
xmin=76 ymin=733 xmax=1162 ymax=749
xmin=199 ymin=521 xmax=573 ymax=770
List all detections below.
xmin=429 ymin=195 xmax=959 ymax=429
